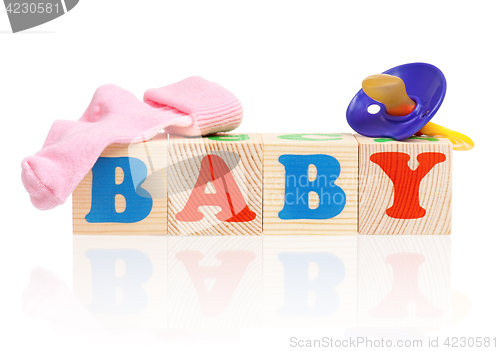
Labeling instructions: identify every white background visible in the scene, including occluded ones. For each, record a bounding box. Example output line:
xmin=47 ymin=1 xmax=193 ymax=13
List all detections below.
xmin=1 ymin=1 xmax=499 ymax=350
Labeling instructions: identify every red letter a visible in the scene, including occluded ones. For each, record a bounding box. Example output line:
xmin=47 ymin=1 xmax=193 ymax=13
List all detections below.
xmin=370 ymin=152 xmax=446 ymax=219
xmin=175 ymin=155 xmax=256 ymax=222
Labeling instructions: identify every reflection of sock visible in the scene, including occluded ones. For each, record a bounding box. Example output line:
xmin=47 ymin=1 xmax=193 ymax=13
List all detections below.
xmin=23 ymin=267 xmax=173 ymax=344
xmin=23 ymin=267 xmax=104 ymax=336
xmin=21 ymin=77 xmax=243 ymax=210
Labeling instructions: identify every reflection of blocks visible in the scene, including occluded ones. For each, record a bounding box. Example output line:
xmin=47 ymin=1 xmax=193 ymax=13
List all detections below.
xmin=263 ymin=236 xmax=357 ymax=327
xmin=357 ymin=236 xmax=451 ymax=328
xmin=73 ymin=235 xmax=168 ymax=329
xmin=168 ymin=134 xmax=262 ymax=236
xmin=168 ymin=236 xmax=262 ymax=328
xmin=73 ymin=133 xmax=168 ymax=235
xmin=356 ymin=135 xmax=452 ymax=235
xmin=262 ymin=133 xmax=358 ymax=235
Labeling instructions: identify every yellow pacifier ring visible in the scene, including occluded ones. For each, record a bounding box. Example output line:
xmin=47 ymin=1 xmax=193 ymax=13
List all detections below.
xmin=418 ymin=122 xmax=474 ymax=151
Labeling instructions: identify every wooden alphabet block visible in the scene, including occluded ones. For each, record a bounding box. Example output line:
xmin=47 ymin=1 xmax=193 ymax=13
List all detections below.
xmin=167 ymin=133 xmax=262 ymax=236
xmin=73 ymin=133 xmax=168 ymax=235
xmin=262 ymin=133 xmax=358 ymax=235
xmin=356 ymin=134 xmax=452 ymax=235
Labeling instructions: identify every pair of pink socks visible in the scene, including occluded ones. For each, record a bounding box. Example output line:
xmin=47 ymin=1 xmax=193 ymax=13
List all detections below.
xmin=22 ymin=77 xmax=243 ymax=210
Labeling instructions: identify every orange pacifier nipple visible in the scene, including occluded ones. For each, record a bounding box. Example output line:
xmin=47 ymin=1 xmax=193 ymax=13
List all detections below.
xmin=362 ymin=74 xmax=416 ymax=116
xmin=361 ymin=74 xmax=474 ymax=151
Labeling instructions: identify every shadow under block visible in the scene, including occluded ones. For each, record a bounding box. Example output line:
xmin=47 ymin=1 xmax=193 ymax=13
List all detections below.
xmin=356 ymin=134 xmax=452 ymax=235
xmin=73 ymin=134 xmax=168 ymax=235
xmin=167 ymin=133 xmax=263 ymax=236
xmin=262 ymin=133 xmax=358 ymax=235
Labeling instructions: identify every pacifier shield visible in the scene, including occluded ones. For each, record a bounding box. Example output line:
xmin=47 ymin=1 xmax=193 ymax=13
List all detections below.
xmin=346 ymin=62 xmax=447 ymax=140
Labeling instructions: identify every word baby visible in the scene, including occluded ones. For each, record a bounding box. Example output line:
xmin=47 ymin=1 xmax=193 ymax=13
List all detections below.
xmin=73 ymin=133 xmax=451 ymax=235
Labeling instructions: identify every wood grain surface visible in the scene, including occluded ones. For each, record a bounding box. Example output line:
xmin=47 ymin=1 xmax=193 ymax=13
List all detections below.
xmin=262 ymin=133 xmax=358 ymax=235
xmin=73 ymin=133 xmax=168 ymax=235
xmin=356 ymin=134 xmax=452 ymax=235
xmin=167 ymin=133 xmax=262 ymax=236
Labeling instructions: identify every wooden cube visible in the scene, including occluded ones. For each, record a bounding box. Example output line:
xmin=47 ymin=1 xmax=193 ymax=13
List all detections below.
xmin=357 ymin=235 xmax=451 ymax=328
xmin=356 ymin=134 xmax=452 ymax=235
xmin=73 ymin=133 xmax=168 ymax=235
xmin=262 ymin=133 xmax=358 ymax=235
xmin=167 ymin=133 xmax=262 ymax=236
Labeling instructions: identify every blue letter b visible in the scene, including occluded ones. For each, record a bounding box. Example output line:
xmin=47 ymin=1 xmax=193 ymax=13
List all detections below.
xmin=278 ymin=154 xmax=346 ymax=220
xmin=86 ymin=157 xmax=153 ymax=223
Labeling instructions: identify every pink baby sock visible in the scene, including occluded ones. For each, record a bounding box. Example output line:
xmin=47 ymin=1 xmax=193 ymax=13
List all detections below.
xmin=22 ymin=77 xmax=243 ymax=210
